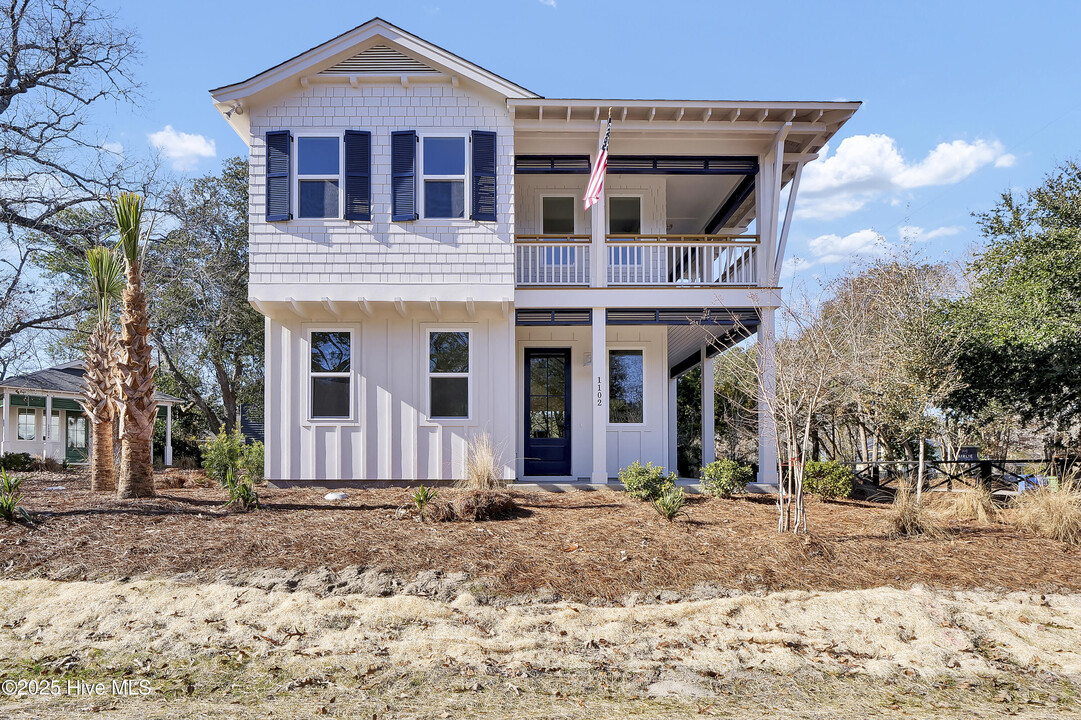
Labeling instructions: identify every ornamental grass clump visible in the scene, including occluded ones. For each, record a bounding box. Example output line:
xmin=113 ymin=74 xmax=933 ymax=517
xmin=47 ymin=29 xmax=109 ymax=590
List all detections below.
xmin=930 ymin=484 xmax=999 ymax=524
xmin=0 ymin=469 xmax=29 ymax=523
xmin=412 ymin=485 xmax=438 ymax=519
xmin=1010 ymin=479 xmax=1081 ymax=545
xmin=879 ymin=482 xmax=944 ymax=539
xmin=459 ymin=433 xmax=506 ymax=490
xmin=700 ymin=459 xmax=753 ymax=498
xmin=618 ymin=461 xmax=676 ymax=501
xmin=222 ymin=467 xmax=260 ymax=512
xmin=652 ymin=487 xmax=687 ymax=521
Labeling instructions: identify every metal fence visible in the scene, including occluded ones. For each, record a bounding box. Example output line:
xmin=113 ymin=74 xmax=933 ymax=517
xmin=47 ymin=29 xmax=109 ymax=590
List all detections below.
xmin=839 ymin=459 xmax=1061 ymax=494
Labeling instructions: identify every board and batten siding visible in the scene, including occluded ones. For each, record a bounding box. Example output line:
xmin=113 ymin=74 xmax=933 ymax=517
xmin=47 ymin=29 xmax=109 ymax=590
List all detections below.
xmin=247 ymin=82 xmax=515 ymax=297
xmin=263 ymin=307 xmax=515 ymax=482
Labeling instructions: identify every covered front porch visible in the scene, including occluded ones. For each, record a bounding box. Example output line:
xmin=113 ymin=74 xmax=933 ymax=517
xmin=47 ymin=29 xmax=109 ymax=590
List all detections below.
xmin=514 ymin=306 xmax=777 ymax=486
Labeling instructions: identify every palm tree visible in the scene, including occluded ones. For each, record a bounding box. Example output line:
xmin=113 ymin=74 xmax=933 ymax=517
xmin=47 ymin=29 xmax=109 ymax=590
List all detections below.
xmin=113 ymin=192 xmax=158 ymax=499
xmin=81 ymin=247 xmax=124 ymax=492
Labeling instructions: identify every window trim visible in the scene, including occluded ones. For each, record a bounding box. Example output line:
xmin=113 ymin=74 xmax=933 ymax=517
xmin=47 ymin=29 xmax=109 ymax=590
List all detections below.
xmin=17 ymin=408 xmax=36 ymax=441
xmin=426 ymin=327 xmax=473 ymax=421
xmin=293 ymin=131 xmax=344 ymax=220
xmin=307 ymin=327 xmax=355 ymax=423
xmin=606 ymin=193 xmax=644 ymax=235
xmin=418 ymin=132 xmax=470 ymax=221
xmin=540 ymin=193 xmax=577 ymax=235
xmin=607 ymin=346 xmax=647 ymax=426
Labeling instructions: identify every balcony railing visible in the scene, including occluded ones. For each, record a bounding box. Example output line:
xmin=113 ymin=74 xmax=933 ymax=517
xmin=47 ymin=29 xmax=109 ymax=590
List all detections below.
xmin=514 ymin=234 xmax=758 ymax=287
xmin=514 ymin=235 xmax=591 ymax=286
xmin=606 ymin=235 xmax=757 ymax=286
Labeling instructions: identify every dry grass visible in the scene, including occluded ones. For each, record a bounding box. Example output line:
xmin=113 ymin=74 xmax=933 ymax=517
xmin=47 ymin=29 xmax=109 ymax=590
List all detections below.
xmin=1011 ymin=479 xmax=1081 ymax=546
xmin=457 ymin=433 xmax=506 ymax=490
xmin=878 ymin=484 xmax=946 ymax=539
xmin=929 ymin=484 xmax=999 ymax=524
xmin=429 ymin=489 xmax=519 ymax=522
xmin=2 ymin=470 xmax=1081 ymax=599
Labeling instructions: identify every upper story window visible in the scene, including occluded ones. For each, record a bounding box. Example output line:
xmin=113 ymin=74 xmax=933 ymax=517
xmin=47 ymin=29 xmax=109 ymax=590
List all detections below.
xmin=421 ymin=136 xmax=466 ymax=219
xmin=428 ymin=330 xmax=470 ymax=419
xmin=310 ymin=330 xmax=351 ymax=420
xmin=609 ymin=196 xmax=642 ymax=234
xmin=298 ymin=136 xmax=340 ymax=218
xmin=17 ymin=408 xmax=35 ymax=441
xmin=542 ymin=196 xmax=575 ymax=234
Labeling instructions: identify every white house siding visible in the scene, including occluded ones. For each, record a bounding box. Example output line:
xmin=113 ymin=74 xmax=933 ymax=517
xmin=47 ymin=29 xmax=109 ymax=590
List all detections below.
xmin=515 ymin=324 xmax=669 ymax=480
xmin=514 ymin=175 xmax=666 ymax=235
xmin=246 ymin=81 xmax=515 ymax=300
xmin=263 ymin=305 xmax=515 ymax=483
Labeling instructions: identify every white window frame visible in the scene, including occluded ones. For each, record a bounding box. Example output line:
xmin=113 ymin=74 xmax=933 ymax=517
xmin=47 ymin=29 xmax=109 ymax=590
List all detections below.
xmin=294 ymin=131 xmax=344 ymax=220
xmin=307 ymin=327 xmax=354 ymax=423
xmin=608 ymin=346 xmax=647 ymax=426
xmin=418 ymin=132 xmax=470 ymax=221
xmin=540 ymin=194 xmax=577 ymax=235
xmin=606 ymin=193 xmax=644 ymax=236
xmin=50 ymin=409 xmax=60 ymax=443
xmin=426 ymin=328 xmax=473 ymax=421
xmin=17 ymin=408 xmax=36 ymax=441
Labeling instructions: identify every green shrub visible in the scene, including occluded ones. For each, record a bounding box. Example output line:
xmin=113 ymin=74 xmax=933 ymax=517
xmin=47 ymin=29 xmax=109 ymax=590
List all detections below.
xmin=201 ymin=429 xmax=263 ymax=486
xmin=652 ymin=487 xmax=686 ymax=521
xmin=222 ymin=467 xmax=259 ymax=512
xmin=0 ymin=453 xmax=32 ymax=472
xmin=412 ymin=485 xmax=438 ymax=518
xmin=700 ymin=459 xmax=753 ymax=498
xmin=619 ymin=461 xmax=676 ymax=501
xmin=803 ymin=460 xmax=855 ymax=500
xmin=0 ymin=468 xmax=29 ymax=523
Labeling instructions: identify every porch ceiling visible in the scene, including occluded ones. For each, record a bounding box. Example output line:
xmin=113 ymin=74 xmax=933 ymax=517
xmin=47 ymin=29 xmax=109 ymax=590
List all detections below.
xmin=667 ymin=309 xmax=759 ymax=377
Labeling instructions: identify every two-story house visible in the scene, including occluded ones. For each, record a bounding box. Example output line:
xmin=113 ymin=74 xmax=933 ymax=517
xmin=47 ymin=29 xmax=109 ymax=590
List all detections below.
xmin=210 ymin=18 xmax=858 ymax=486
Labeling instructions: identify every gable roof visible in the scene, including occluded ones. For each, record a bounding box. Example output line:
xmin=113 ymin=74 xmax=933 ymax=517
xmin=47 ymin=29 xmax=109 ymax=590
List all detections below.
xmin=0 ymin=364 xmax=183 ymax=404
xmin=210 ymin=17 xmax=538 ymax=135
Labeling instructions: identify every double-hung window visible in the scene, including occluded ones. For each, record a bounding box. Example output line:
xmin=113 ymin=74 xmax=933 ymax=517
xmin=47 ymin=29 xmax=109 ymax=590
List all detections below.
xmin=422 ymin=136 xmax=467 ymax=219
xmin=17 ymin=408 xmax=35 ymax=441
xmin=428 ymin=330 xmax=470 ymax=419
xmin=310 ymin=330 xmax=351 ymax=420
xmin=297 ymin=136 xmax=341 ymax=218
xmin=609 ymin=350 xmax=644 ymax=424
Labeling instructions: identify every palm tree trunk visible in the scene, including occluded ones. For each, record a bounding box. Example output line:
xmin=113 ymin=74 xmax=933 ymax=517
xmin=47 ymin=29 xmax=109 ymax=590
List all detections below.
xmin=91 ymin=418 xmax=115 ymax=491
xmin=116 ymin=266 xmax=157 ymax=499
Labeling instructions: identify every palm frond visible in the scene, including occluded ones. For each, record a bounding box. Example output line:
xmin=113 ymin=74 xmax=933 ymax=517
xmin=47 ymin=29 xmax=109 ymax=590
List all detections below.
xmin=112 ymin=192 xmax=147 ymax=267
xmin=85 ymin=246 xmax=124 ymax=320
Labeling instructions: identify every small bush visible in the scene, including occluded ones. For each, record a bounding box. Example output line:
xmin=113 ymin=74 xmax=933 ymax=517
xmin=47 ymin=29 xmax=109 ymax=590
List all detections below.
xmin=879 ymin=483 xmax=944 ymax=539
xmin=0 ymin=453 xmax=32 ymax=472
xmin=201 ymin=429 xmax=263 ymax=487
xmin=0 ymin=468 xmax=29 ymax=523
xmin=930 ymin=485 xmax=999 ymax=524
xmin=652 ymin=487 xmax=686 ymax=521
xmin=619 ymin=461 xmax=676 ymax=501
xmin=458 ymin=433 xmax=506 ymax=490
xmin=222 ymin=468 xmax=259 ymax=512
xmin=803 ymin=460 xmax=855 ymax=500
xmin=430 ymin=490 xmax=518 ymax=522
xmin=412 ymin=485 xmax=439 ymax=519
xmin=701 ymin=459 xmax=753 ymax=498
xmin=1011 ymin=480 xmax=1081 ymax=545
xmin=31 ymin=456 xmax=65 ymax=472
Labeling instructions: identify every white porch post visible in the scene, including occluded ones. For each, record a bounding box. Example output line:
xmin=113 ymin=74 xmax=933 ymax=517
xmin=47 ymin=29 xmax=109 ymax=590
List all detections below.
xmin=1 ymin=390 xmax=8 ymax=456
xmin=591 ymin=307 xmax=608 ymax=483
xmin=757 ymin=307 xmax=779 ymax=485
xmin=165 ymin=404 xmax=173 ymax=466
xmin=668 ymin=376 xmax=678 ymax=474
xmin=589 ymin=148 xmax=607 ymax=290
xmin=44 ymin=395 xmax=52 ymax=460
xmin=701 ymin=348 xmax=715 ymax=469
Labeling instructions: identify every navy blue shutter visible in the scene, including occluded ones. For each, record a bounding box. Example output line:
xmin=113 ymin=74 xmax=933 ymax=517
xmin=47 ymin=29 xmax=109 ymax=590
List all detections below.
xmin=343 ymin=130 xmax=371 ymax=221
xmin=471 ymin=131 xmax=497 ymax=221
xmin=391 ymin=130 xmax=416 ymax=221
xmin=265 ymin=130 xmax=292 ymax=221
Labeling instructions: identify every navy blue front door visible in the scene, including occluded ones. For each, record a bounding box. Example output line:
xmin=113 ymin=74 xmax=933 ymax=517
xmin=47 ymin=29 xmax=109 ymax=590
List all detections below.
xmin=524 ymin=349 xmax=571 ymax=476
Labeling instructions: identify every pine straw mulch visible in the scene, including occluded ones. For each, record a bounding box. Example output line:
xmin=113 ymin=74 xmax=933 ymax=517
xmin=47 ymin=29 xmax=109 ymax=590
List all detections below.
xmin=1 ymin=469 xmax=1079 ymax=600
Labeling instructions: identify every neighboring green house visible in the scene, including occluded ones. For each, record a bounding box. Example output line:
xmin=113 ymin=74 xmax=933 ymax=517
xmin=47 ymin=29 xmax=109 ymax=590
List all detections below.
xmin=0 ymin=361 xmax=182 ymax=466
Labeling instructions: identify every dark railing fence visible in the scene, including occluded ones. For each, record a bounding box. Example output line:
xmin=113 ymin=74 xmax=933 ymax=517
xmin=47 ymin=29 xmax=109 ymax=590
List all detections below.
xmin=835 ymin=459 xmax=1064 ymax=494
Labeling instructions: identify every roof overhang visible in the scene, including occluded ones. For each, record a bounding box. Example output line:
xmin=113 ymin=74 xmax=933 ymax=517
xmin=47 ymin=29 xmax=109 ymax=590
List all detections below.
xmin=210 ymin=17 xmax=539 ymax=141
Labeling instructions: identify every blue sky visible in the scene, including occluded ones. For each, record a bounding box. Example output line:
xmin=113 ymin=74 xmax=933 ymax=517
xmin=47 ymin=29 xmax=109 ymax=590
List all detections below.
xmin=99 ymin=0 xmax=1081 ymax=280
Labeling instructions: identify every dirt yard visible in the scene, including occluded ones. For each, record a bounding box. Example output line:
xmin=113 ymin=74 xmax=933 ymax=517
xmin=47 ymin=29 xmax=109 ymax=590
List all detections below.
xmin=0 ymin=469 xmax=1079 ymax=719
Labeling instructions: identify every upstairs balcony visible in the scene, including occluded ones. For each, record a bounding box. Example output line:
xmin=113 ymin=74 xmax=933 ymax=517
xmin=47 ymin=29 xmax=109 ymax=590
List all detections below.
xmin=514 ymin=234 xmax=758 ymax=288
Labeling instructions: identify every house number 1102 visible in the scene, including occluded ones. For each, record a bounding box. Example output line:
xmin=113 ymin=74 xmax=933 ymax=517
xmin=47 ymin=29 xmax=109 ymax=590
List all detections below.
xmin=596 ymin=376 xmax=603 ymax=406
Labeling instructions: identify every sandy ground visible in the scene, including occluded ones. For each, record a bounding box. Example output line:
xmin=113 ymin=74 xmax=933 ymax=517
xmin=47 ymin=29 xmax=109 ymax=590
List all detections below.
xmin=0 ymin=576 xmax=1077 ymax=719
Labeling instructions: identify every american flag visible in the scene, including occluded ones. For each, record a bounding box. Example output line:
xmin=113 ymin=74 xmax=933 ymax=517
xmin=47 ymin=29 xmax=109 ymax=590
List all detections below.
xmin=583 ymin=115 xmax=612 ymax=210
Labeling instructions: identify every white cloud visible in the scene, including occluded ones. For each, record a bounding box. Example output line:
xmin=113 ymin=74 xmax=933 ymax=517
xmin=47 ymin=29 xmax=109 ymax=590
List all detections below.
xmin=797 ymin=134 xmax=1013 ymax=220
xmin=148 ymin=125 xmax=216 ymax=171
xmin=538 ymin=0 xmax=557 ymax=6
xmin=101 ymin=141 xmax=124 ymax=156
xmin=898 ymin=225 xmax=963 ymax=242
xmin=806 ymin=228 xmax=888 ymax=265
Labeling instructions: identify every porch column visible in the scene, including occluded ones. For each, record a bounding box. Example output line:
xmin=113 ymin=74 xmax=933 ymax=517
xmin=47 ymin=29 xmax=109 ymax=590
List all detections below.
xmin=589 ymin=159 xmax=607 ymax=289
xmin=757 ymin=307 xmax=779 ymax=485
xmin=0 ymin=391 xmax=8 ymax=455
xmin=701 ymin=347 xmax=715 ymax=469
xmin=44 ymin=395 xmax=52 ymax=460
xmin=668 ymin=376 xmax=678 ymax=474
xmin=591 ymin=307 xmax=608 ymax=483
xmin=165 ymin=405 xmax=173 ymax=466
